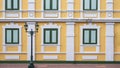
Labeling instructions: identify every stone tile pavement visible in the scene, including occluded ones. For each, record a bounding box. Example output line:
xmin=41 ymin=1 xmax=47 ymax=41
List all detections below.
xmin=0 ymin=64 xmax=120 ymax=68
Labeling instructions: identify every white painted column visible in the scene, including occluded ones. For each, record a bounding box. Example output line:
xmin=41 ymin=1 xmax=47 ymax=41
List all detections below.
xmin=66 ymin=22 xmax=75 ymax=61
xmin=106 ymin=0 xmax=113 ymax=18
xmin=67 ymin=0 xmax=74 ymax=18
xmin=27 ymin=22 xmax=36 ymax=61
xmin=28 ymin=0 xmax=35 ymax=18
xmin=106 ymin=23 xmax=114 ymax=61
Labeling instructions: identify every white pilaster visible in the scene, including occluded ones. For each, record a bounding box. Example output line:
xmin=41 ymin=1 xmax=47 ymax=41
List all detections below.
xmin=28 ymin=0 xmax=35 ymax=18
xmin=27 ymin=22 xmax=36 ymax=61
xmin=67 ymin=0 xmax=74 ymax=18
xmin=106 ymin=0 xmax=113 ymax=18
xmin=66 ymin=22 xmax=75 ymax=61
xmin=106 ymin=23 xmax=114 ymax=61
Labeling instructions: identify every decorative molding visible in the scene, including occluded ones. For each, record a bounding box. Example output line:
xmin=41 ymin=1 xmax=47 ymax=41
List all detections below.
xmin=80 ymin=23 xmax=100 ymax=53
xmin=67 ymin=0 xmax=74 ymax=18
xmin=41 ymin=23 xmax=61 ymax=53
xmin=2 ymin=22 xmax=22 ymax=53
xmin=42 ymin=0 xmax=61 ymax=18
xmin=3 ymin=0 xmax=22 ymax=18
xmin=81 ymin=0 xmax=100 ymax=18
xmin=106 ymin=23 xmax=114 ymax=61
xmin=27 ymin=22 xmax=36 ymax=61
xmin=82 ymin=56 xmax=97 ymax=60
xmin=43 ymin=55 xmax=58 ymax=60
xmin=106 ymin=0 xmax=113 ymax=18
xmin=66 ymin=22 xmax=75 ymax=61
xmin=28 ymin=0 xmax=35 ymax=18
xmin=5 ymin=55 xmax=19 ymax=60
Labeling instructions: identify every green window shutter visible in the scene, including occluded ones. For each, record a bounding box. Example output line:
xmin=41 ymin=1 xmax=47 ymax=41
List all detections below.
xmin=44 ymin=29 xmax=51 ymax=43
xmin=83 ymin=30 xmax=90 ymax=44
xmin=83 ymin=29 xmax=97 ymax=44
xmin=91 ymin=30 xmax=97 ymax=44
xmin=91 ymin=0 xmax=97 ymax=10
xmin=83 ymin=0 xmax=90 ymax=10
xmin=44 ymin=0 xmax=58 ymax=10
xmin=13 ymin=29 xmax=19 ymax=43
xmin=5 ymin=29 xmax=19 ymax=44
xmin=44 ymin=29 xmax=58 ymax=44
xmin=6 ymin=0 xmax=19 ymax=10
xmin=83 ymin=0 xmax=97 ymax=10
xmin=44 ymin=0 xmax=50 ymax=10
xmin=52 ymin=0 xmax=58 ymax=10
xmin=6 ymin=29 xmax=12 ymax=43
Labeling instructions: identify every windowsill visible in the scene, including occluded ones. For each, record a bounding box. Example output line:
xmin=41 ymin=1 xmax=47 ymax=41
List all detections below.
xmin=41 ymin=44 xmax=60 ymax=46
xmin=3 ymin=44 xmax=21 ymax=46
xmin=80 ymin=44 xmax=100 ymax=46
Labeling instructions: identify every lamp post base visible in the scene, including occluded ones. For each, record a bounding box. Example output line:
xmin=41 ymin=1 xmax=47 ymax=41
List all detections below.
xmin=28 ymin=62 xmax=34 ymax=68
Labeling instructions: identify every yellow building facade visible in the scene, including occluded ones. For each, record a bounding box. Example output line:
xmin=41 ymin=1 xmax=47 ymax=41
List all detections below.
xmin=0 ymin=0 xmax=119 ymax=61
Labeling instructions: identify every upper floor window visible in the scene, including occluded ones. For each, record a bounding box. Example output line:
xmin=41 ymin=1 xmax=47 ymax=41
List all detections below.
xmin=44 ymin=29 xmax=58 ymax=44
xmin=5 ymin=0 xmax=19 ymax=10
xmin=44 ymin=0 xmax=58 ymax=10
xmin=83 ymin=0 xmax=98 ymax=10
xmin=5 ymin=28 xmax=19 ymax=44
xmin=83 ymin=29 xmax=97 ymax=44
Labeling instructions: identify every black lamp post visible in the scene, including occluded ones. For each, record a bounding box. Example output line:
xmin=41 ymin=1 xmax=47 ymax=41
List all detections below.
xmin=24 ymin=23 xmax=39 ymax=68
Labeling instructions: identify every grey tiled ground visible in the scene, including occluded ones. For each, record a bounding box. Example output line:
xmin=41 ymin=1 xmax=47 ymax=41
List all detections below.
xmin=0 ymin=64 xmax=120 ymax=68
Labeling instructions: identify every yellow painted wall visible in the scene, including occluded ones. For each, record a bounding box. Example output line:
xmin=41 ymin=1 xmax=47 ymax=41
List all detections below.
xmin=74 ymin=22 xmax=106 ymax=53
xmin=113 ymin=0 xmax=120 ymax=18
xmin=0 ymin=22 xmax=27 ymax=60
xmin=74 ymin=22 xmax=106 ymax=61
xmin=100 ymin=0 xmax=106 ymax=18
xmin=114 ymin=55 xmax=120 ymax=61
xmin=75 ymin=54 xmax=105 ymax=61
xmin=36 ymin=54 xmax=66 ymax=61
xmin=115 ymin=23 xmax=120 ymax=52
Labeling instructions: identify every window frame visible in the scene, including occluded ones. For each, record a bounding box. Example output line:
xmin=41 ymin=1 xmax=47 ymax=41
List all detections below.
xmin=83 ymin=0 xmax=98 ymax=10
xmin=83 ymin=29 xmax=97 ymax=44
xmin=44 ymin=29 xmax=58 ymax=44
xmin=5 ymin=28 xmax=19 ymax=44
xmin=44 ymin=0 xmax=58 ymax=10
xmin=5 ymin=0 xmax=19 ymax=10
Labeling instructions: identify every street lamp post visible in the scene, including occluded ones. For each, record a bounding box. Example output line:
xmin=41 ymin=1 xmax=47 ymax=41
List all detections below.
xmin=24 ymin=23 xmax=39 ymax=68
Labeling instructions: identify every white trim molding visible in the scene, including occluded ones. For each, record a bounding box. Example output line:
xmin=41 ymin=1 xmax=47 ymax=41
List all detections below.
xmin=66 ymin=22 xmax=75 ymax=61
xmin=41 ymin=23 xmax=61 ymax=53
xmin=80 ymin=23 xmax=100 ymax=53
xmin=3 ymin=0 xmax=22 ymax=18
xmin=43 ymin=55 xmax=58 ymax=60
xmin=2 ymin=22 xmax=22 ymax=53
xmin=42 ymin=0 xmax=61 ymax=18
xmin=28 ymin=0 xmax=35 ymax=18
xmin=5 ymin=55 xmax=19 ymax=60
xmin=27 ymin=22 xmax=36 ymax=61
xmin=67 ymin=0 xmax=74 ymax=18
xmin=82 ymin=56 xmax=97 ymax=60
xmin=106 ymin=0 xmax=113 ymax=18
xmin=106 ymin=23 xmax=114 ymax=61
xmin=81 ymin=0 xmax=100 ymax=18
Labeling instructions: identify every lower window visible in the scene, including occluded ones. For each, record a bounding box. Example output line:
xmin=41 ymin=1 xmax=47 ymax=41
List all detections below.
xmin=44 ymin=29 xmax=58 ymax=44
xmin=83 ymin=29 xmax=97 ymax=44
xmin=5 ymin=28 xmax=19 ymax=44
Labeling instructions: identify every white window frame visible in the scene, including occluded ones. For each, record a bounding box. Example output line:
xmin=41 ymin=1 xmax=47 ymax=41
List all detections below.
xmin=41 ymin=23 xmax=61 ymax=53
xmin=80 ymin=23 xmax=100 ymax=53
xmin=41 ymin=0 xmax=61 ymax=18
xmin=2 ymin=22 xmax=22 ymax=53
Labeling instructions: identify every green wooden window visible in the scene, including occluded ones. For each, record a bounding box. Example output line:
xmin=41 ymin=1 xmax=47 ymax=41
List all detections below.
xmin=44 ymin=29 xmax=58 ymax=44
xmin=5 ymin=0 xmax=19 ymax=10
xmin=83 ymin=29 xmax=97 ymax=44
xmin=83 ymin=0 xmax=98 ymax=10
xmin=5 ymin=29 xmax=19 ymax=44
xmin=44 ymin=0 xmax=58 ymax=10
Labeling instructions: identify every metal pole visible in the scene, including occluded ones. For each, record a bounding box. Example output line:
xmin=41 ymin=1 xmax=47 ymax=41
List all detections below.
xmin=28 ymin=29 xmax=34 ymax=68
